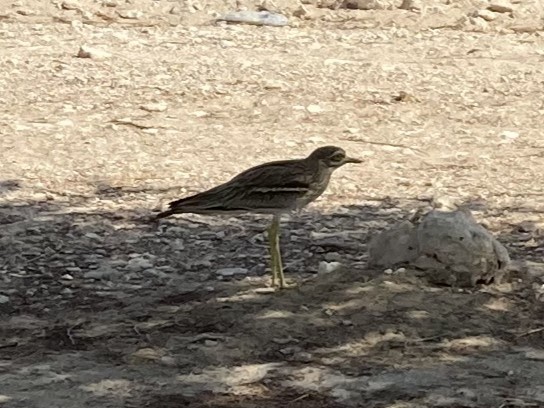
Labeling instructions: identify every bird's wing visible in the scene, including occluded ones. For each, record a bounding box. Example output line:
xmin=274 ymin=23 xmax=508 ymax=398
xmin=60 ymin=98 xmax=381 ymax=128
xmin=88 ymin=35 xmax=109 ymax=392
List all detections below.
xmin=166 ymin=159 xmax=312 ymax=213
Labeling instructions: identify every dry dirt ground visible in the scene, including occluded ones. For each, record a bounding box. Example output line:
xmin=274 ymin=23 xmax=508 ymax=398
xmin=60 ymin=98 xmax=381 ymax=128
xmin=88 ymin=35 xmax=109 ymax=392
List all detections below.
xmin=1 ymin=0 xmax=544 ymax=407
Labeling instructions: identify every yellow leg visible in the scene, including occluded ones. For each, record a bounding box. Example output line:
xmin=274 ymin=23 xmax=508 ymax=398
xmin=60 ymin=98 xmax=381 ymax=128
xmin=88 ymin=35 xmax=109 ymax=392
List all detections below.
xmin=269 ymin=214 xmax=286 ymax=289
xmin=268 ymin=217 xmax=279 ymax=287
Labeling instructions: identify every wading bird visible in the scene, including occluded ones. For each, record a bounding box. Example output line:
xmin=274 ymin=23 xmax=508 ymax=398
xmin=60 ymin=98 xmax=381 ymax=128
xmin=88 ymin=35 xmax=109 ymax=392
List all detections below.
xmin=156 ymin=146 xmax=361 ymax=289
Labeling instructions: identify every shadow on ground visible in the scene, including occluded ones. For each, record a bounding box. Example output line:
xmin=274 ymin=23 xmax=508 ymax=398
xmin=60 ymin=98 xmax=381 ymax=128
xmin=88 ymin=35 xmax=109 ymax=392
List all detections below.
xmin=1 ymin=186 xmax=543 ymax=408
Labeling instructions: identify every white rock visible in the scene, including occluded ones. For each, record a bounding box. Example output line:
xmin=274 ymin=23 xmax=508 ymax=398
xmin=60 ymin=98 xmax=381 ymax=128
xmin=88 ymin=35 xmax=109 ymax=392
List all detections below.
xmin=60 ymin=274 xmax=74 ymax=280
xmin=0 ymin=295 xmax=9 ymax=304
xmin=216 ymin=267 xmax=249 ymax=277
xmin=117 ymin=9 xmax=143 ymax=19
xmin=383 ymin=268 xmax=393 ymax=275
xmin=306 ymin=104 xmax=323 ymax=114
xmin=318 ymin=261 xmax=343 ymax=274
xmin=77 ymin=45 xmax=111 ymax=60
xmin=500 ymin=130 xmax=519 ymax=140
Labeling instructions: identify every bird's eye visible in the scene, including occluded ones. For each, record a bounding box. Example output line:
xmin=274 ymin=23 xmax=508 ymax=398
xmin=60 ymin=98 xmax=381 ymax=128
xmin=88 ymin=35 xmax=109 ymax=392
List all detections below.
xmin=330 ymin=153 xmax=344 ymax=162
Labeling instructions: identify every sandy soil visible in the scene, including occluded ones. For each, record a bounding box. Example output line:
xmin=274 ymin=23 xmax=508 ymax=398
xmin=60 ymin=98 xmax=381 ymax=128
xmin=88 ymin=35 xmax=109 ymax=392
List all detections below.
xmin=1 ymin=0 xmax=544 ymax=407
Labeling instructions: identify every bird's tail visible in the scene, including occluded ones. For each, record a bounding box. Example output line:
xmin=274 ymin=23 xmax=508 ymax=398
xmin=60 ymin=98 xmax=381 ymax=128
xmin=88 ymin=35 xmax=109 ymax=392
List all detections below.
xmin=155 ymin=209 xmax=176 ymax=219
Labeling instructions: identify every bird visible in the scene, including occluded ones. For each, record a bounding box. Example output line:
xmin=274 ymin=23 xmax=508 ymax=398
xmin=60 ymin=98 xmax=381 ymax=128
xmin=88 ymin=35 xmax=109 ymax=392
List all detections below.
xmin=156 ymin=146 xmax=361 ymax=289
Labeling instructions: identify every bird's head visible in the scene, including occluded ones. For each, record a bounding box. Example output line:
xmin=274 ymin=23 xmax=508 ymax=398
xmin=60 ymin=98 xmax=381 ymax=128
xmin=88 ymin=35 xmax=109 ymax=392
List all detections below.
xmin=308 ymin=146 xmax=362 ymax=168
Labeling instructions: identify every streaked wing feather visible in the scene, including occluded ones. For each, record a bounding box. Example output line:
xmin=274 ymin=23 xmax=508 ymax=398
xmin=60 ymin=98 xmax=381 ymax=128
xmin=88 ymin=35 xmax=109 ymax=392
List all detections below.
xmin=166 ymin=159 xmax=311 ymax=214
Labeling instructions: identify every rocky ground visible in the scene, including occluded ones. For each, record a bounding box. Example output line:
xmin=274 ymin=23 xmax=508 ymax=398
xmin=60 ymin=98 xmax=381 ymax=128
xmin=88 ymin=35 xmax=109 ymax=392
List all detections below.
xmin=1 ymin=0 xmax=544 ymax=407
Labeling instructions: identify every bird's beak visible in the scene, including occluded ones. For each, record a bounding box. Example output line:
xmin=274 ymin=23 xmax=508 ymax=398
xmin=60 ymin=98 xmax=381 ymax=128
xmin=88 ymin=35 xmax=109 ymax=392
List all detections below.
xmin=344 ymin=157 xmax=362 ymax=164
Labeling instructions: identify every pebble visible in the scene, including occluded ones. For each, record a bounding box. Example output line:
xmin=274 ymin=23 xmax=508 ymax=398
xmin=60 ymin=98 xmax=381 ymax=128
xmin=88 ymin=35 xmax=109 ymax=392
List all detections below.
xmin=83 ymin=267 xmax=118 ymax=280
xmin=61 ymin=0 xmax=79 ymax=10
xmin=487 ymin=2 xmax=513 ymax=13
xmin=216 ymin=267 xmax=249 ymax=277
xmin=475 ymin=9 xmax=497 ymax=21
xmin=126 ymin=257 xmax=154 ymax=272
xmin=85 ymin=232 xmax=102 ymax=241
xmin=293 ymin=352 xmax=313 ymax=362
xmin=395 ymin=267 xmax=406 ymax=274
xmin=60 ymin=274 xmax=74 ymax=280
xmin=217 ymin=10 xmax=289 ymax=27
xmin=117 ymin=9 xmax=143 ymax=19
xmin=306 ymin=104 xmax=323 ymax=114
xmin=0 ymin=295 xmax=9 ymax=304
xmin=500 ymin=130 xmax=519 ymax=141
xmin=77 ymin=45 xmax=111 ymax=60
xmin=384 ymin=268 xmax=393 ymax=275
xmin=318 ymin=261 xmax=342 ymax=274
xmin=66 ymin=266 xmax=81 ymax=273
xmin=140 ymin=102 xmax=168 ymax=112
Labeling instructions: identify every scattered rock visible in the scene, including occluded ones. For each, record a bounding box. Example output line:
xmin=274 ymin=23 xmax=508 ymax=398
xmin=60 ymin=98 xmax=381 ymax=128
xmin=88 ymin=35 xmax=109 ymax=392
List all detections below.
xmin=216 ymin=267 xmax=249 ymax=277
xmin=369 ymin=209 xmax=510 ymax=287
xmin=216 ymin=11 xmax=289 ymax=27
xmin=306 ymin=104 xmax=323 ymax=114
xmin=500 ymin=130 xmax=519 ymax=141
xmin=126 ymin=257 xmax=153 ymax=272
xmin=0 ymin=295 xmax=9 ymax=304
xmin=318 ymin=261 xmax=343 ymax=274
xmin=140 ymin=102 xmax=168 ymax=113
xmin=60 ymin=274 xmax=74 ymax=280
xmin=61 ymin=0 xmax=80 ymax=11
xmin=487 ymin=2 xmax=513 ymax=13
xmin=117 ymin=9 xmax=143 ymax=19
xmin=339 ymin=0 xmax=394 ymax=10
xmin=83 ymin=266 xmax=119 ymax=280
xmin=85 ymin=232 xmax=103 ymax=241
xmin=368 ymin=220 xmax=419 ymax=267
xmin=475 ymin=9 xmax=497 ymax=21
xmin=77 ymin=45 xmax=111 ymax=60
xmin=399 ymin=0 xmax=422 ymax=11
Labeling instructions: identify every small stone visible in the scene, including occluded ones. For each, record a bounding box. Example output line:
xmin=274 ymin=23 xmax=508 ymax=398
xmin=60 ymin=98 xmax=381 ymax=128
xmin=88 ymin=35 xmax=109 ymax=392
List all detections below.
xmin=85 ymin=232 xmax=102 ymax=241
xmin=469 ymin=16 xmax=489 ymax=31
xmin=117 ymin=9 xmax=143 ymax=19
xmin=66 ymin=266 xmax=81 ymax=273
xmin=500 ymin=130 xmax=519 ymax=140
xmin=395 ymin=267 xmax=406 ymax=274
xmin=384 ymin=268 xmax=393 ymax=275
xmin=77 ymin=45 xmax=111 ymax=60
xmin=61 ymin=288 xmax=73 ymax=295
xmin=279 ymin=346 xmax=301 ymax=355
xmin=140 ymin=102 xmax=168 ymax=112
xmin=487 ymin=2 xmax=513 ymax=13
xmin=0 ymin=295 xmax=9 ymax=304
xmin=341 ymin=320 xmax=353 ymax=326
xmin=293 ymin=352 xmax=313 ymax=362
xmin=126 ymin=257 xmax=153 ymax=272
xmin=475 ymin=9 xmax=497 ymax=21
xmin=60 ymin=274 xmax=74 ymax=280
xmin=255 ymin=287 xmax=276 ymax=294
xmin=306 ymin=104 xmax=323 ymax=114
xmin=318 ymin=261 xmax=342 ymax=274
xmin=83 ymin=267 xmax=118 ymax=280
xmin=216 ymin=267 xmax=249 ymax=277
xmin=399 ymin=0 xmax=422 ymax=11
xmin=61 ymin=0 xmax=80 ymax=10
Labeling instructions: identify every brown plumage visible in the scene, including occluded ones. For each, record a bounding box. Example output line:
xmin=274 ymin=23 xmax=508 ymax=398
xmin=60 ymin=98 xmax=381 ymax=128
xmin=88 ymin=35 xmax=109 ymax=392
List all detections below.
xmin=157 ymin=146 xmax=361 ymax=288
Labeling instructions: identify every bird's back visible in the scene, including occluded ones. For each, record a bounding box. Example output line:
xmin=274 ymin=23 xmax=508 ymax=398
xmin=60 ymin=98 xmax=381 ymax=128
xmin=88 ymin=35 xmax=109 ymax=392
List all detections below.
xmin=157 ymin=157 xmax=331 ymax=217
